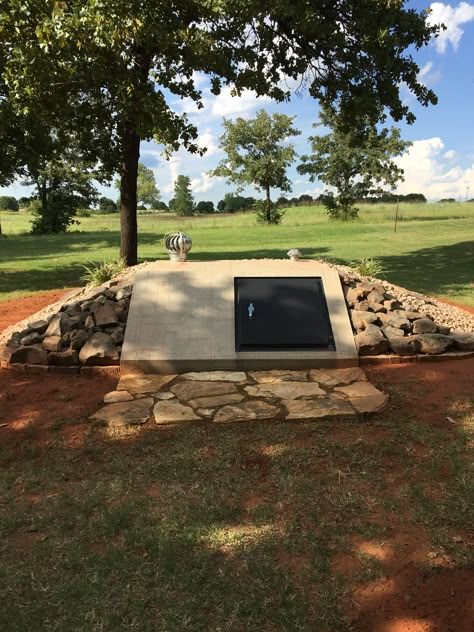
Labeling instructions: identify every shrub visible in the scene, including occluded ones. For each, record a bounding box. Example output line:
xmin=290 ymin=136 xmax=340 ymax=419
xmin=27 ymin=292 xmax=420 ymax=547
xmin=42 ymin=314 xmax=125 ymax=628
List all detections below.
xmin=255 ymin=200 xmax=285 ymax=225
xmin=0 ymin=196 xmax=19 ymax=211
xmin=351 ymin=257 xmax=386 ymax=278
xmin=30 ymin=195 xmax=80 ymax=234
xmin=97 ymin=197 xmax=118 ymax=213
xmin=321 ymin=192 xmax=359 ymax=220
xmin=80 ymin=258 xmax=127 ymax=286
xmin=76 ymin=208 xmax=92 ymax=217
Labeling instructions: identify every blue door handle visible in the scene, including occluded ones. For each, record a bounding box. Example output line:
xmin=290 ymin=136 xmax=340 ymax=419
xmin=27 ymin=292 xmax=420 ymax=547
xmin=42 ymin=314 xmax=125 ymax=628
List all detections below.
xmin=248 ymin=303 xmax=255 ymax=319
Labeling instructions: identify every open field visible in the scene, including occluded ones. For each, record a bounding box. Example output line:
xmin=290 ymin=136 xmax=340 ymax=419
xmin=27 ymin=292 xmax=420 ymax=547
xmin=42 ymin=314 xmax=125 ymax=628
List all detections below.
xmin=0 ymin=202 xmax=473 ymax=305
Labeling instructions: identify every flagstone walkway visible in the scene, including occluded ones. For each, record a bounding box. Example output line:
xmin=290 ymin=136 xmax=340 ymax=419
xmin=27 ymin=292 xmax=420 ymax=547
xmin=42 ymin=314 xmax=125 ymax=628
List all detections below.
xmin=90 ymin=367 xmax=388 ymax=427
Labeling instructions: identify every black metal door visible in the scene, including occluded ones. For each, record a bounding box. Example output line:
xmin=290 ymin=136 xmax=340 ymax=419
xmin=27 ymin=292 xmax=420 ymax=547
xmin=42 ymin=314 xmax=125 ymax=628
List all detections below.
xmin=235 ymin=277 xmax=333 ymax=351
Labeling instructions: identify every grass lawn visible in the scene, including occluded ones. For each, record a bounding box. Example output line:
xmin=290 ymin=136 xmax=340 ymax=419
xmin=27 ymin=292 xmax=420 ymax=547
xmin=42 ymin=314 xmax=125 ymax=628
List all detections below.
xmin=0 ymin=365 xmax=473 ymax=631
xmin=0 ymin=202 xmax=473 ymax=305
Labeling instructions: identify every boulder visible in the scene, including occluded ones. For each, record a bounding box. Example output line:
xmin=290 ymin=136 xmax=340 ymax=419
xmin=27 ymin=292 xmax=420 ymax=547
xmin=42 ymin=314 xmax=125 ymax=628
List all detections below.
xmin=415 ymin=334 xmax=454 ymax=355
xmin=345 ymin=286 xmax=362 ymax=306
xmin=350 ymin=310 xmax=380 ymax=331
xmin=354 ymin=300 xmax=371 ymax=311
xmin=383 ymin=299 xmax=401 ymax=311
xmin=5 ymin=345 xmax=48 ymax=365
xmin=42 ymin=335 xmax=63 ymax=352
xmin=27 ymin=319 xmax=49 ymax=334
xmin=370 ymin=303 xmax=386 ymax=313
xmin=367 ymin=290 xmax=385 ymax=305
xmin=70 ymin=330 xmax=90 ymax=350
xmin=387 ymin=336 xmax=417 ymax=356
xmin=94 ymin=301 xmax=119 ymax=327
xmin=384 ymin=313 xmax=411 ymax=332
xmin=451 ymin=332 xmax=474 ymax=351
xmin=108 ymin=326 xmax=125 ymax=345
xmin=78 ymin=332 xmax=119 ymax=365
xmin=20 ymin=332 xmax=43 ymax=346
xmin=48 ymin=349 xmax=80 ymax=366
xmin=412 ymin=318 xmax=438 ymax=334
xmin=116 ymin=286 xmax=133 ymax=301
xmin=84 ymin=314 xmax=95 ymax=329
xmin=355 ymin=324 xmax=389 ymax=356
xmin=357 ymin=282 xmax=376 ymax=297
xmin=45 ymin=313 xmax=73 ymax=337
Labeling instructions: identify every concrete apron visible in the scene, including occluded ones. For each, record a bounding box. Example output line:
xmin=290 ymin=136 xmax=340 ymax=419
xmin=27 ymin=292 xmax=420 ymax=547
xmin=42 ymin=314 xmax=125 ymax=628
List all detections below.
xmin=121 ymin=260 xmax=358 ymax=375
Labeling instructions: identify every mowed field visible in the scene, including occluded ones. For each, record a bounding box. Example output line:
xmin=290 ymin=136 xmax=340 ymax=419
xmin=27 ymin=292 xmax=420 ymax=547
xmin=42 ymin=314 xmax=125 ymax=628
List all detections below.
xmin=0 ymin=202 xmax=473 ymax=305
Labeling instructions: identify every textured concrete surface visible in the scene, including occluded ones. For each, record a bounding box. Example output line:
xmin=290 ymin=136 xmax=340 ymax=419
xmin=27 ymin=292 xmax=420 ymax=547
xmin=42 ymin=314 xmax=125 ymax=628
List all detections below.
xmin=121 ymin=260 xmax=358 ymax=374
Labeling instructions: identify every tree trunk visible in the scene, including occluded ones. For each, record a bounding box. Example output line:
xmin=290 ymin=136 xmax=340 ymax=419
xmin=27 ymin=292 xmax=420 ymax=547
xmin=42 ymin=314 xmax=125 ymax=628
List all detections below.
xmin=265 ymin=185 xmax=271 ymax=223
xmin=120 ymin=125 xmax=140 ymax=266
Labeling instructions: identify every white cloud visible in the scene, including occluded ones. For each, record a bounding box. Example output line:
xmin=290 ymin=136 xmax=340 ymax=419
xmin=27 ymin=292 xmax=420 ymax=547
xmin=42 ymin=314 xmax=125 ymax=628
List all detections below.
xmin=443 ymin=149 xmax=457 ymax=159
xmin=428 ymin=2 xmax=474 ymax=53
xmin=190 ymin=172 xmax=218 ymax=194
xmin=162 ymin=156 xmax=182 ymax=194
xmin=196 ymin=129 xmax=222 ymax=157
xmin=210 ymin=86 xmax=271 ymax=119
xmin=394 ymin=137 xmax=474 ymax=199
xmin=417 ymin=61 xmax=442 ymax=86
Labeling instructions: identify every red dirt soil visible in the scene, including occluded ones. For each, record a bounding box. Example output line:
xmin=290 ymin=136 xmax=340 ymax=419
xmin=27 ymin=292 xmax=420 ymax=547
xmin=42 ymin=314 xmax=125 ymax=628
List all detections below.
xmin=1 ymin=291 xmax=473 ymax=632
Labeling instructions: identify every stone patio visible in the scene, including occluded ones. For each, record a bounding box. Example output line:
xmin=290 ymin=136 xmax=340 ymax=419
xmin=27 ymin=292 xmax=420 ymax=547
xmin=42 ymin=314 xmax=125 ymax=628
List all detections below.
xmin=90 ymin=367 xmax=388 ymax=427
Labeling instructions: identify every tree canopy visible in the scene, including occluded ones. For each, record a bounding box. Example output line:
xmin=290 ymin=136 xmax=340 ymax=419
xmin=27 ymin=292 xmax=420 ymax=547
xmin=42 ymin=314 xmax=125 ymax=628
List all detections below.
xmin=298 ymin=105 xmax=411 ymax=219
xmin=1 ymin=1 xmax=440 ymax=258
xmin=173 ymin=175 xmax=194 ymax=216
xmin=211 ymin=110 xmax=300 ymax=223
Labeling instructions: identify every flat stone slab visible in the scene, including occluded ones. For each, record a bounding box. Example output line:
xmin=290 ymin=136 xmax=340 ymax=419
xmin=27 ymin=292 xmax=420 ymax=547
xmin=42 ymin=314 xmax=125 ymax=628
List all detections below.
xmin=334 ymin=381 xmax=385 ymax=399
xmin=180 ymin=371 xmax=247 ymax=382
xmin=285 ymin=398 xmax=355 ymax=420
xmin=310 ymin=367 xmax=367 ymax=387
xmin=90 ymin=398 xmax=154 ymax=427
xmin=88 ymin=367 xmax=388 ymax=426
xmin=188 ymin=392 xmax=245 ymax=409
xmin=117 ymin=374 xmax=176 ymax=394
xmin=214 ymin=401 xmax=280 ymax=424
xmin=249 ymin=370 xmax=308 ymax=383
xmin=245 ymin=383 xmax=326 ymax=400
xmin=104 ymin=390 xmax=134 ymax=403
xmin=153 ymin=400 xmax=201 ymax=424
xmin=171 ymin=381 xmax=238 ymax=403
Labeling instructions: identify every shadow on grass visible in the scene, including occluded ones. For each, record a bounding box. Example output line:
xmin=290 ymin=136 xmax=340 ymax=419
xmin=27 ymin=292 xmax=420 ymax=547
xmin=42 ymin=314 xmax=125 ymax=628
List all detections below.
xmin=376 ymin=240 xmax=474 ymax=299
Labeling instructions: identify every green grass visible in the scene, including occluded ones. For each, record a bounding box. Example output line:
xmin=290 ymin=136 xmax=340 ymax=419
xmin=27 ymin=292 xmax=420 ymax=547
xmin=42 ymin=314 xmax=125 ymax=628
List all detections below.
xmin=0 ymin=384 xmax=472 ymax=630
xmin=0 ymin=201 xmax=473 ymax=305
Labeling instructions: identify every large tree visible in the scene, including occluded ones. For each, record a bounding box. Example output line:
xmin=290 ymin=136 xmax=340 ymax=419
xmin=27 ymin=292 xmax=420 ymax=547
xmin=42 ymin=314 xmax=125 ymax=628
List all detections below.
xmin=1 ymin=1 xmax=440 ymax=261
xmin=212 ymin=110 xmax=300 ymax=223
xmin=298 ymin=105 xmax=411 ymax=219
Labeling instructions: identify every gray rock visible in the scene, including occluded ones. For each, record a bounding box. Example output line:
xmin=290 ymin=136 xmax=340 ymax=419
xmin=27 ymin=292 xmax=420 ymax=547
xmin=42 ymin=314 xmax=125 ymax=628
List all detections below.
xmin=383 ymin=299 xmax=401 ymax=311
xmin=367 ymin=290 xmax=385 ymax=304
xmin=7 ymin=345 xmax=48 ymax=365
xmin=45 ymin=313 xmax=73 ymax=337
xmin=382 ymin=325 xmax=406 ymax=338
xmin=412 ymin=318 xmax=438 ymax=334
xmin=437 ymin=324 xmax=451 ymax=335
xmin=84 ymin=314 xmax=95 ymax=329
xmin=415 ymin=334 xmax=454 ymax=355
xmin=394 ymin=310 xmax=427 ymax=321
xmin=350 ymin=310 xmax=380 ymax=331
xmin=357 ymin=282 xmax=376 ymax=297
xmin=388 ymin=336 xmax=417 ymax=356
xmin=384 ymin=313 xmax=411 ymax=332
xmin=345 ymin=286 xmax=361 ymax=306
xmin=451 ymin=332 xmax=474 ymax=351
xmin=70 ymin=330 xmax=90 ymax=351
xmin=78 ymin=332 xmax=119 ymax=365
xmin=181 ymin=371 xmax=247 ymax=382
xmin=20 ymin=332 xmax=43 ymax=346
xmin=355 ymin=324 xmax=389 ymax=356
xmin=116 ymin=286 xmax=133 ymax=301
xmin=94 ymin=301 xmax=119 ymax=327
xmin=48 ymin=349 xmax=80 ymax=366
xmin=42 ymin=335 xmax=63 ymax=352
xmin=370 ymin=303 xmax=387 ymax=313
xmin=27 ymin=319 xmax=49 ymax=334
xmin=354 ymin=300 xmax=371 ymax=311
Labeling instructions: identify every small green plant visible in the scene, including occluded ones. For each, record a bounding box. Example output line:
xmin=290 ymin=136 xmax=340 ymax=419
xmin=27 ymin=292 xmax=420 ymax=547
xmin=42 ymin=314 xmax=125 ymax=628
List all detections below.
xmin=351 ymin=257 xmax=387 ymax=278
xmin=255 ymin=200 xmax=285 ymax=225
xmin=80 ymin=258 xmax=127 ymax=286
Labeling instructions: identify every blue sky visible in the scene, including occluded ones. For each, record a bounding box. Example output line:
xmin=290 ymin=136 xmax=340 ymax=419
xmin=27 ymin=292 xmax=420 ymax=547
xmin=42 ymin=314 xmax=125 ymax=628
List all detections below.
xmin=3 ymin=1 xmax=474 ymax=205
